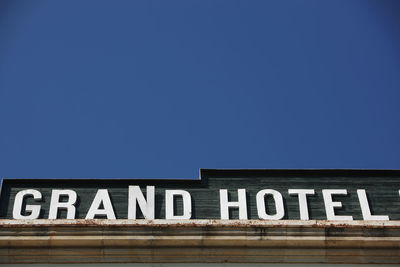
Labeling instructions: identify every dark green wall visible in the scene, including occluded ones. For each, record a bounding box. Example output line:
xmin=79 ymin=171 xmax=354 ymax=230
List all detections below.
xmin=1 ymin=169 xmax=400 ymax=220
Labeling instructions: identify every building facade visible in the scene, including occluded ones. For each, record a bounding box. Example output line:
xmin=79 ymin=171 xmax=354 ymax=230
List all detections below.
xmin=0 ymin=169 xmax=399 ymax=265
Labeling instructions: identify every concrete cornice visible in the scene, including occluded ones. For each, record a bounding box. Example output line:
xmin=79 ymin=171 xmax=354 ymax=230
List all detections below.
xmin=0 ymin=219 xmax=400 ymax=264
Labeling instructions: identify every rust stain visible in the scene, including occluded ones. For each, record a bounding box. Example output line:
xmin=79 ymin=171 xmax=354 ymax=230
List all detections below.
xmin=0 ymin=219 xmax=398 ymax=230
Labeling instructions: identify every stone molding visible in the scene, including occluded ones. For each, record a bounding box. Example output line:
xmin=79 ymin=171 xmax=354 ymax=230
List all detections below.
xmin=0 ymin=219 xmax=399 ymax=264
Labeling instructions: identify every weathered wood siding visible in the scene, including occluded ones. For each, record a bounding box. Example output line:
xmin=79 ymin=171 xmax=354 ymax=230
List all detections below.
xmin=1 ymin=169 xmax=400 ymax=220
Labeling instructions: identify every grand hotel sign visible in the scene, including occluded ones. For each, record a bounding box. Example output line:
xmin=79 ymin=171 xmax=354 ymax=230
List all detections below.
xmin=1 ymin=169 xmax=400 ymax=264
xmin=1 ymin=169 xmax=400 ymax=221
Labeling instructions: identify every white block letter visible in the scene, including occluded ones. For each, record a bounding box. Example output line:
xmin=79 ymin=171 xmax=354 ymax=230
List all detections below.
xmin=256 ymin=189 xmax=284 ymax=220
xmin=48 ymin=190 xmax=77 ymax=219
xmin=13 ymin=189 xmax=42 ymax=219
xmin=357 ymin=189 xmax=388 ymax=220
xmin=128 ymin=186 xmax=155 ymax=219
xmin=220 ymin=189 xmax=247 ymax=219
xmin=322 ymin=189 xmax=353 ymax=220
xmin=288 ymin=189 xmax=315 ymax=220
xmin=165 ymin=190 xmax=192 ymax=219
xmin=85 ymin=189 xmax=116 ymax=219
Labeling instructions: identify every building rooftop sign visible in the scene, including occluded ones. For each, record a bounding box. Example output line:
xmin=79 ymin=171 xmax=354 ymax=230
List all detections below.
xmin=1 ymin=169 xmax=400 ymax=264
xmin=1 ymin=169 xmax=400 ymax=221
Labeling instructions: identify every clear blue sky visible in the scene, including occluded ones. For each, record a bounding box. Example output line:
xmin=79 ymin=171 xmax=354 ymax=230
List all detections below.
xmin=0 ymin=1 xmax=399 ymax=178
